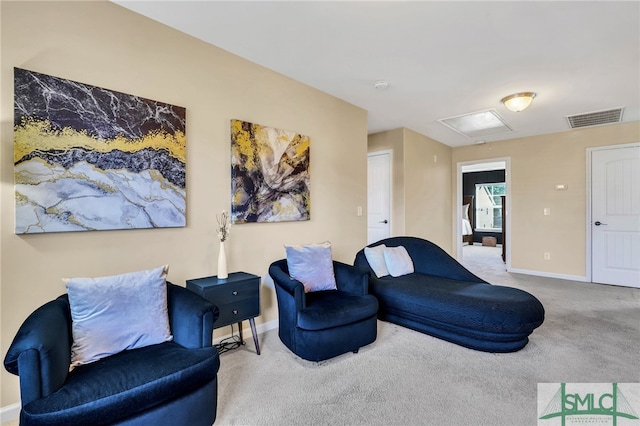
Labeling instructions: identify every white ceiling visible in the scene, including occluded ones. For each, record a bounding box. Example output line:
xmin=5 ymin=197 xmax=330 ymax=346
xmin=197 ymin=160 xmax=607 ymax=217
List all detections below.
xmin=114 ymin=1 xmax=640 ymax=147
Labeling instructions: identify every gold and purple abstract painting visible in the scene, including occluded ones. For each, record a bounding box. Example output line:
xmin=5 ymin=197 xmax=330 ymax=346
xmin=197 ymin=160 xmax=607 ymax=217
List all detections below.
xmin=13 ymin=68 xmax=186 ymax=234
xmin=231 ymin=119 xmax=310 ymax=223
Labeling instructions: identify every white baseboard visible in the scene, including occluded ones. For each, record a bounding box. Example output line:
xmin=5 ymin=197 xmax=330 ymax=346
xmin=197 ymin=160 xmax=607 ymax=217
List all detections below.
xmin=508 ymin=267 xmax=588 ymax=282
xmin=0 ymin=402 xmax=20 ymax=424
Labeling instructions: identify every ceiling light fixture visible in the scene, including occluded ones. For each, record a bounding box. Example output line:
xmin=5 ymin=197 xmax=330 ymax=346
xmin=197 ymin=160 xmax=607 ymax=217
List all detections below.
xmin=501 ymin=92 xmax=536 ymax=112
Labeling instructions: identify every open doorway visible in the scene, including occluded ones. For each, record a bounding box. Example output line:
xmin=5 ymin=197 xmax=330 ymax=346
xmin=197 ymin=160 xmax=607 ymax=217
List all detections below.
xmin=456 ymin=159 xmax=511 ymax=269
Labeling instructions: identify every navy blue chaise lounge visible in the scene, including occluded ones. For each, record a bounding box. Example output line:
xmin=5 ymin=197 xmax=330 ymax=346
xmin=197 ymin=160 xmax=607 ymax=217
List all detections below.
xmin=354 ymin=237 xmax=545 ymax=352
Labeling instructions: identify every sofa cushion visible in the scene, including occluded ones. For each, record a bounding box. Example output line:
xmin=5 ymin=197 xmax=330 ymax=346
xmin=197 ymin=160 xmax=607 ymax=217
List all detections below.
xmin=370 ymin=274 xmax=544 ymax=334
xmin=297 ymin=291 xmax=378 ymax=331
xmin=21 ymin=341 xmax=219 ymax=426
xmin=364 ymin=244 xmax=389 ymax=278
xmin=383 ymin=246 xmax=414 ymax=277
xmin=65 ymin=265 xmax=172 ymax=369
xmin=285 ymin=242 xmax=337 ymax=293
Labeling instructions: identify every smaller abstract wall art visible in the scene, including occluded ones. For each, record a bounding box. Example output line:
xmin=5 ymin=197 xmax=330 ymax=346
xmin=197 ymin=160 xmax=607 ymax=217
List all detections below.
xmin=14 ymin=68 xmax=186 ymax=234
xmin=231 ymin=119 xmax=310 ymax=223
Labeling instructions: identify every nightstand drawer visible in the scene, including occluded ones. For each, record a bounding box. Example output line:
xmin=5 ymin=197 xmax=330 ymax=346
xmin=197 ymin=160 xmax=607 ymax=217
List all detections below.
xmin=203 ymin=279 xmax=258 ymax=305
xmin=216 ymin=298 xmax=260 ymax=327
xmin=187 ymin=273 xmax=259 ymax=302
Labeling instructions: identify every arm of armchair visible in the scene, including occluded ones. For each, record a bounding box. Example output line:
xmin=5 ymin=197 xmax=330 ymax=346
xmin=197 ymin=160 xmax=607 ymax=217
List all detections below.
xmin=3 ymin=297 xmax=71 ymax=406
xmin=268 ymin=260 xmax=305 ymax=310
xmin=334 ymin=261 xmax=369 ymax=295
xmin=167 ymin=283 xmax=219 ymax=349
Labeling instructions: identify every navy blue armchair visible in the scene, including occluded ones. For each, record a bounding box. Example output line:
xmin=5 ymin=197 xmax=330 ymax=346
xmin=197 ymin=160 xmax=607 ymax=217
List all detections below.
xmin=268 ymin=259 xmax=379 ymax=362
xmin=4 ymin=283 xmax=220 ymax=426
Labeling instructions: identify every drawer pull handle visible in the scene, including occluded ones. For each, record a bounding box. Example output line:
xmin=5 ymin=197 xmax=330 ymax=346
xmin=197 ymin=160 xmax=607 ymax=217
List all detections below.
xmin=232 ymin=310 xmax=238 ymax=315
xmin=232 ymin=291 xmax=238 ymax=296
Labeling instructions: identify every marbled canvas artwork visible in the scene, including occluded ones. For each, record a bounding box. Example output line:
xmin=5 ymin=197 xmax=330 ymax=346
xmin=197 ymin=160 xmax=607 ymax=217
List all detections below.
xmin=14 ymin=68 xmax=186 ymax=234
xmin=231 ymin=119 xmax=310 ymax=223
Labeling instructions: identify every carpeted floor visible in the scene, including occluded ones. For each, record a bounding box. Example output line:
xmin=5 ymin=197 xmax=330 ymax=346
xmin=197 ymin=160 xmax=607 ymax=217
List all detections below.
xmin=214 ymin=245 xmax=639 ymax=425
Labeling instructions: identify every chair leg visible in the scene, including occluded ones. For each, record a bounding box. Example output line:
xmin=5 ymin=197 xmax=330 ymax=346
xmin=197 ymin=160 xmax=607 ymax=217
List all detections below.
xmin=352 ymin=349 xmax=359 ymax=354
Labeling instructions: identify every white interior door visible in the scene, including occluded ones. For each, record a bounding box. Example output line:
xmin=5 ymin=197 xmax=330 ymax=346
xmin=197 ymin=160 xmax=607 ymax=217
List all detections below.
xmin=367 ymin=151 xmax=391 ymax=244
xmin=591 ymin=145 xmax=640 ymax=287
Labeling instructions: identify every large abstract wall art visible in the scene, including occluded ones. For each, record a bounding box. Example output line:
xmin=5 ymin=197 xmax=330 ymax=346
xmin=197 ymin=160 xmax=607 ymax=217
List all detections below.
xmin=231 ymin=119 xmax=310 ymax=223
xmin=14 ymin=68 xmax=186 ymax=234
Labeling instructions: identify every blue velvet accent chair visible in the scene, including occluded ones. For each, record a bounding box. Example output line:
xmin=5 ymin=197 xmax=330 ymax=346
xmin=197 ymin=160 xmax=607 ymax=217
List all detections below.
xmin=268 ymin=259 xmax=379 ymax=362
xmin=4 ymin=283 xmax=220 ymax=426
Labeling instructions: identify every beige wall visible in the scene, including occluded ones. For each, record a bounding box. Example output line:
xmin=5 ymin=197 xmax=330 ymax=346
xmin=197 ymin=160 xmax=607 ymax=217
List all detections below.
xmin=403 ymin=128 xmax=452 ymax=252
xmin=368 ymin=128 xmax=453 ymax=253
xmin=1 ymin=1 xmax=368 ymax=406
xmin=452 ymin=122 xmax=640 ymax=278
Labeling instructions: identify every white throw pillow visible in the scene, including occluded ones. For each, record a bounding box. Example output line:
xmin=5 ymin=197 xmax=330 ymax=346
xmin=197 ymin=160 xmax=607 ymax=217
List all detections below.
xmin=383 ymin=246 xmax=415 ymax=277
xmin=65 ymin=265 xmax=173 ymax=369
xmin=285 ymin=241 xmax=337 ymax=293
xmin=364 ymin=244 xmax=389 ymax=278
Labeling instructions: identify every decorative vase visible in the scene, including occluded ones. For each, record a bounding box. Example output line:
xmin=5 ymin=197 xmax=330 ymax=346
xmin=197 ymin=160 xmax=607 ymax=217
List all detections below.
xmin=217 ymin=241 xmax=228 ymax=279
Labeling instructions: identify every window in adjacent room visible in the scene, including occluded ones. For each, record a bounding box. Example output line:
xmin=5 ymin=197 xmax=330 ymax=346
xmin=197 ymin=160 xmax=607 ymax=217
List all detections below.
xmin=475 ymin=183 xmax=505 ymax=231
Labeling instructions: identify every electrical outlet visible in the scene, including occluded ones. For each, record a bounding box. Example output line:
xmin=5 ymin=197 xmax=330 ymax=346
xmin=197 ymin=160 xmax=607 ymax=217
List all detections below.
xmin=543 ymin=208 xmax=551 ymax=216
xmin=544 ymin=252 xmax=551 ymax=260
xmin=357 ymin=206 xmax=362 ymax=217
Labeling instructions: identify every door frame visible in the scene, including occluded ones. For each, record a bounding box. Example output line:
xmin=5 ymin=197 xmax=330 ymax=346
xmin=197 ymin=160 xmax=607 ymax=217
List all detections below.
xmin=367 ymin=149 xmax=393 ymax=243
xmin=456 ymin=157 xmax=511 ymax=270
xmin=585 ymin=142 xmax=640 ymax=283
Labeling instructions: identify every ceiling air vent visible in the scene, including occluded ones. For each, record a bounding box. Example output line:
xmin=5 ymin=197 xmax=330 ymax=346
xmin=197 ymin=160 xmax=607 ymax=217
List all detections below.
xmin=566 ymin=107 xmax=624 ymax=129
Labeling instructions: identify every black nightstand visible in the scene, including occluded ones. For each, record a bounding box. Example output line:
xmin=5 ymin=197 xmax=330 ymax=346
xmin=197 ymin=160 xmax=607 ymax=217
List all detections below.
xmin=186 ymin=272 xmax=261 ymax=355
